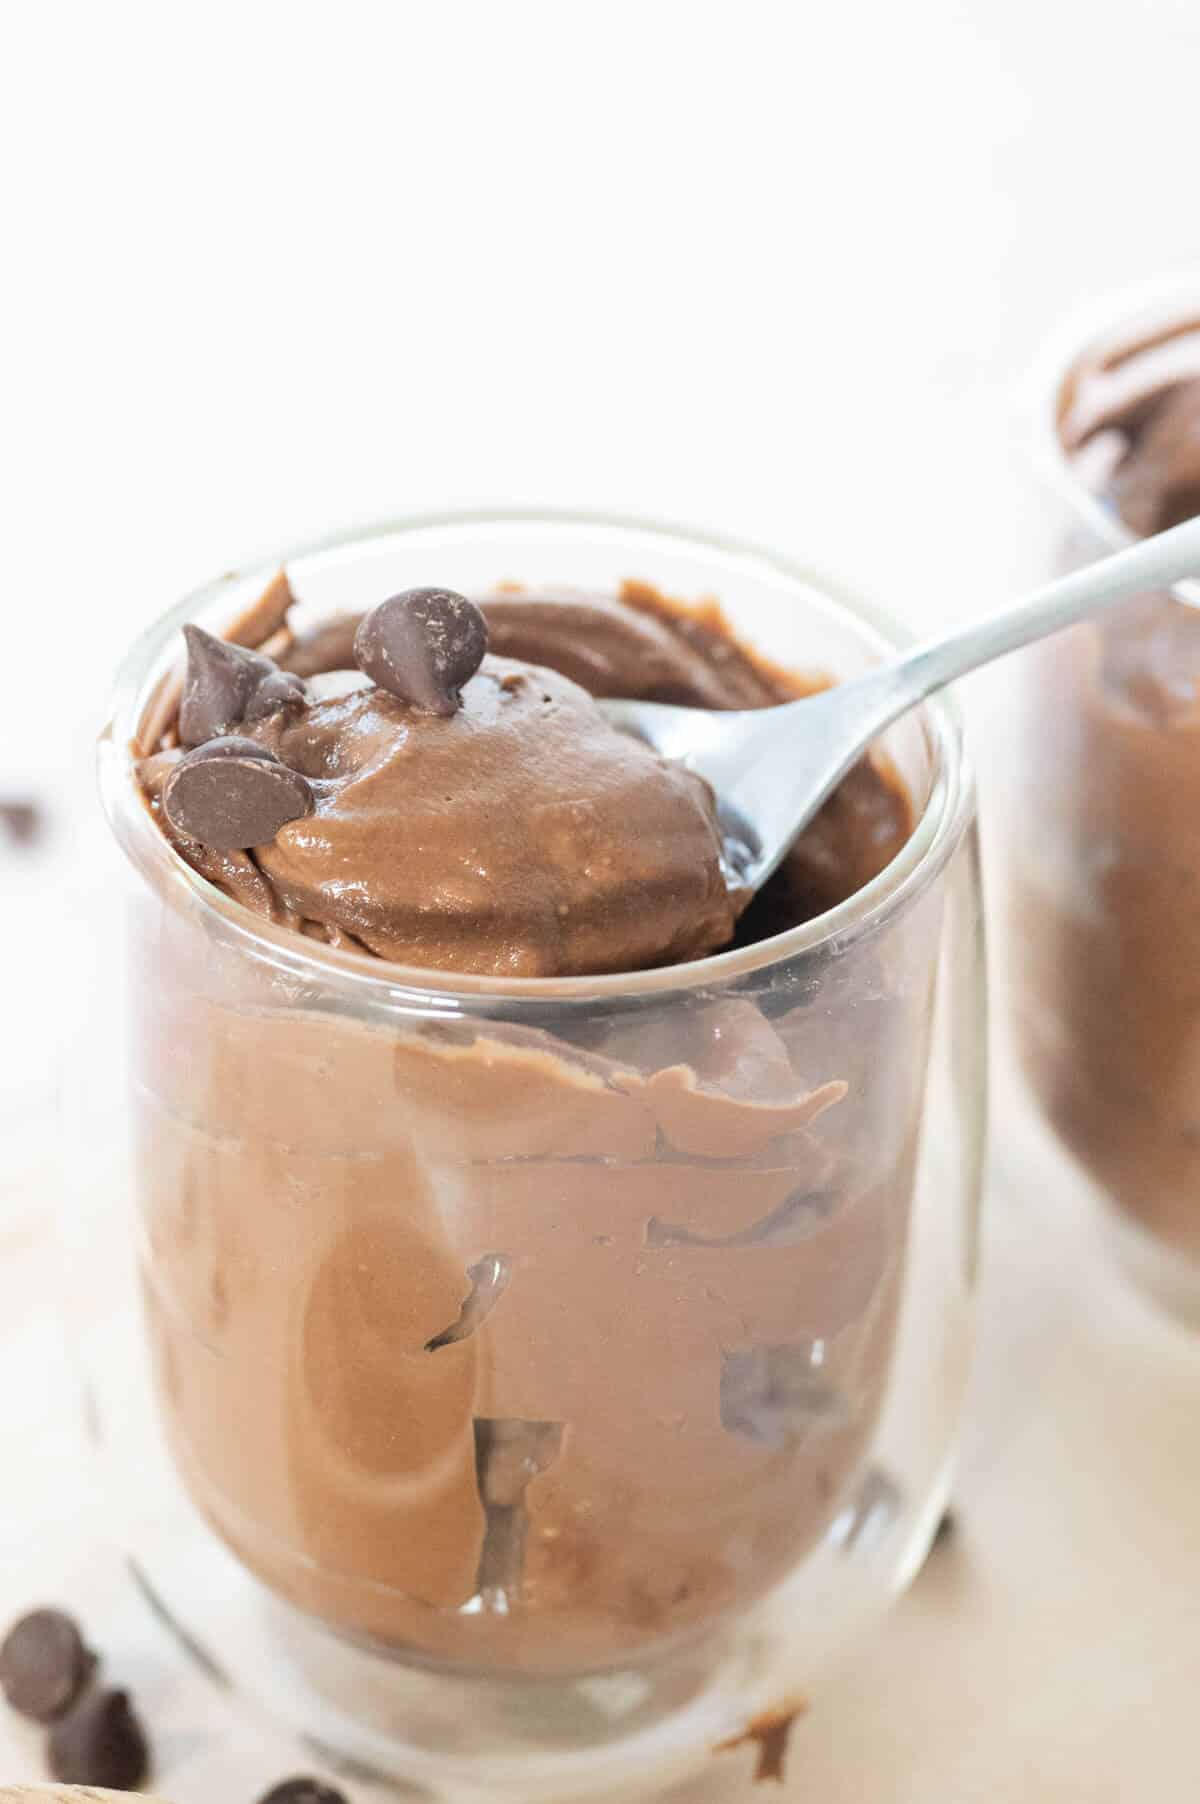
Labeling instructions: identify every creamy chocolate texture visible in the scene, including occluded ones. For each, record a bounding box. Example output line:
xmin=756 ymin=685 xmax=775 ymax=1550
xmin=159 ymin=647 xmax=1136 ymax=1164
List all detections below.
xmin=144 ymin=660 xmax=741 ymax=978
xmin=244 ymin=662 xmax=736 ymax=975
xmin=1015 ymin=316 xmax=1200 ymax=1259
xmin=131 ymin=574 xmax=922 ymax=1675
xmin=140 ymin=582 xmax=910 ymax=975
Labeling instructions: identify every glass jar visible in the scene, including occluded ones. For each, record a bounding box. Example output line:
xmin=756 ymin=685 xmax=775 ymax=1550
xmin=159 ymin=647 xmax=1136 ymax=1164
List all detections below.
xmin=75 ymin=512 xmax=983 ymax=1802
xmin=1006 ymin=290 xmax=1200 ymax=1328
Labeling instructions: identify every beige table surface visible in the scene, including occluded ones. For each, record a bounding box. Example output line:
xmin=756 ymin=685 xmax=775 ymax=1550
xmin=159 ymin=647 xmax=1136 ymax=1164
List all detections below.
xmin=1 ymin=1055 xmax=1198 ymax=1803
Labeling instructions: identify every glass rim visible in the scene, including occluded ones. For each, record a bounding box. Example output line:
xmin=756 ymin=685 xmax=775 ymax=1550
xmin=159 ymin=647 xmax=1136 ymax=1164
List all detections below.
xmin=98 ymin=505 xmax=974 ymax=1008
xmin=1029 ymin=274 xmax=1200 ymax=607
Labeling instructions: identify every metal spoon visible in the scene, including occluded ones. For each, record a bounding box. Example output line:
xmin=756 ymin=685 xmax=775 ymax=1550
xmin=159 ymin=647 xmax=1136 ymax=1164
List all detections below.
xmin=600 ymin=513 xmax=1200 ymax=891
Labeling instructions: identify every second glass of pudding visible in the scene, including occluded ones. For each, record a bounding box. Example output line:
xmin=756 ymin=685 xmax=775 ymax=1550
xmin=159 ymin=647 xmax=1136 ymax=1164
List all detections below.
xmin=1007 ymin=291 xmax=1200 ymax=1326
xmin=89 ymin=513 xmax=983 ymax=1802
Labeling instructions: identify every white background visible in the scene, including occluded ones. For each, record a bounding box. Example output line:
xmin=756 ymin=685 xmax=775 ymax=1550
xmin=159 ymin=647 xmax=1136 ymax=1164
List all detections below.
xmin=3 ymin=4 xmax=1200 ymax=1801
xmin=3 ymin=0 xmax=1200 ymax=799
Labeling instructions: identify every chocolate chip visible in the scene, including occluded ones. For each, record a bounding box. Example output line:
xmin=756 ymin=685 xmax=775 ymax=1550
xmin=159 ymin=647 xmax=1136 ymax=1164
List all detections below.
xmin=245 ymin=667 xmax=308 ymax=723
xmin=162 ymin=742 xmax=314 ymax=849
xmin=47 ymin=1686 xmax=150 ymax=1790
xmin=180 ymin=625 xmax=305 ymax=747
xmin=0 ymin=799 xmax=43 ymax=846
xmin=0 ymin=1609 xmax=96 ymax=1722
xmin=354 ymin=588 xmax=488 ymax=715
xmin=181 ymin=733 xmax=279 ymax=763
xmin=256 ymin=1780 xmax=349 ymax=1804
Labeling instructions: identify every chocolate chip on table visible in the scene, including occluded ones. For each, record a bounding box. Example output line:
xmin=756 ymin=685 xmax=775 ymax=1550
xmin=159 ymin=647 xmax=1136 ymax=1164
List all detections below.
xmin=180 ymin=625 xmax=305 ymax=747
xmin=256 ymin=1780 xmax=350 ymax=1804
xmin=0 ymin=799 xmax=43 ymax=846
xmin=47 ymin=1686 xmax=150 ymax=1791
xmin=0 ymin=1609 xmax=96 ymax=1723
xmin=162 ymin=741 xmax=314 ymax=850
xmin=354 ymin=588 xmax=488 ymax=715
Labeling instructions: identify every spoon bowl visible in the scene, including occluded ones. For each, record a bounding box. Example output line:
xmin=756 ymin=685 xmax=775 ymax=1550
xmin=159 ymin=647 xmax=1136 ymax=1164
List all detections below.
xmin=601 ymin=513 xmax=1200 ymax=892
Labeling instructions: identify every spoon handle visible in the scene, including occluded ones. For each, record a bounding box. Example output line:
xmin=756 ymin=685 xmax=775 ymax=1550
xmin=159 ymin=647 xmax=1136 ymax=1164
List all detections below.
xmin=862 ymin=510 xmax=1200 ymax=729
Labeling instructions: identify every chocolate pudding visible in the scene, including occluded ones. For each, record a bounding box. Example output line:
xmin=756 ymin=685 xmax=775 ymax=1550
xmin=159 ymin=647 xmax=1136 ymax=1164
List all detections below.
xmin=1013 ymin=314 xmax=1200 ymax=1261
xmin=130 ymin=575 xmax=925 ymax=1674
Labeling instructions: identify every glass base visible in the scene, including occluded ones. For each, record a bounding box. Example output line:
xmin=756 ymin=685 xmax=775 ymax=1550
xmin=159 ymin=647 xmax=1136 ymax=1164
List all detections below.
xmin=61 ymin=1113 xmax=970 ymax=1801
xmin=76 ymin=1285 xmax=952 ymax=1802
xmin=118 ymin=1466 xmax=949 ymax=1803
xmin=64 ymin=1132 xmax=969 ymax=1801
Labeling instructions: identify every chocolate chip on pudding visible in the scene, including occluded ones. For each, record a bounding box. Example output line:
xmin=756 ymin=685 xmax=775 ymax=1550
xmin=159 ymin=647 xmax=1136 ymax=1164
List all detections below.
xmin=0 ymin=1611 xmax=96 ymax=1724
xmin=162 ymin=737 xmax=314 ymax=851
xmin=354 ymin=587 xmax=488 ymax=715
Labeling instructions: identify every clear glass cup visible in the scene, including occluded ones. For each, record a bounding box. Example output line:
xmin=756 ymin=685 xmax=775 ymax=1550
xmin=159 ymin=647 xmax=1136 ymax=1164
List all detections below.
xmin=1004 ymin=288 xmax=1200 ymax=1328
xmin=75 ymin=512 xmax=983 ymax=1801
